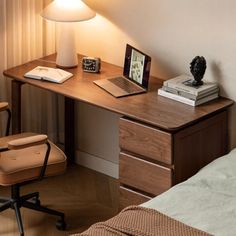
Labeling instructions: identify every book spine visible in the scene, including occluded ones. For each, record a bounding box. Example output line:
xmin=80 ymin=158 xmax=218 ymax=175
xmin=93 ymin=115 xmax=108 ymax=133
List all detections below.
xmin=163 ymin=80 xmax=217 ymax=96
xmin=163 ymin=81 xmax=201 ymax=96
xmin=195 ymin=93 xmax=219 ymax=106
xmin=162 ymin=86 xmax=197 ymax=100
xmin=162 ymin=86 xmax=219 ymax=100
xmin=158 ymin=89 xmax=195 ymax=106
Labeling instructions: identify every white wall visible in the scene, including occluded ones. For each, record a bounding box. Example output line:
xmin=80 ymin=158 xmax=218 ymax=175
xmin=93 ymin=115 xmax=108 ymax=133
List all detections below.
xmin=75 ymin=0 xmax=236 ymax=177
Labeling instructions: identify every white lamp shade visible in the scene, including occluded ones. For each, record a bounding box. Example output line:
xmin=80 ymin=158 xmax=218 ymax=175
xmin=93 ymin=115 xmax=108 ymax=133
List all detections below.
xmin=41 ymin=0 xmax=96 ymax=22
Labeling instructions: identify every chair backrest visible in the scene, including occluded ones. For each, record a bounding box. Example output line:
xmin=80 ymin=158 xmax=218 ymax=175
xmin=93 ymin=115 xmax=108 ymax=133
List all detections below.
xmin=0 ymin=102 xmax=11 ymax=136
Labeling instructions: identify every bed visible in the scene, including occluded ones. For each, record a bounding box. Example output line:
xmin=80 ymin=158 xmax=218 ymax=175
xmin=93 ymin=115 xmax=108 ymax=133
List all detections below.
xmin=73 ymin=148 xmax=236 ymax=236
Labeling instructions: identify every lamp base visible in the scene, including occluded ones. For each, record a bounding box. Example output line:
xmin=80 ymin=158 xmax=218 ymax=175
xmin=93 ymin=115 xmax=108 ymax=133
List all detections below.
xmin=56 ymin=23 xmax=78 ymax=68
xmin=56 ymin=63 xmax=78 ymax=69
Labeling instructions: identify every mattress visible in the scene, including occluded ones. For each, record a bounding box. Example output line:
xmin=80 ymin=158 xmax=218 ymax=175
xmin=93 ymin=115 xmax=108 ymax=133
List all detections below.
xmin=142 ymin=148 xmax=236 ymax=236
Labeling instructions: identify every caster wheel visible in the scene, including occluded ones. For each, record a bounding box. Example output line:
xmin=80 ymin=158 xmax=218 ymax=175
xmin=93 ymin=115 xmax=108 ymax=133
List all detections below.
xmin=56 ymin=219 xmax=66 ymax=231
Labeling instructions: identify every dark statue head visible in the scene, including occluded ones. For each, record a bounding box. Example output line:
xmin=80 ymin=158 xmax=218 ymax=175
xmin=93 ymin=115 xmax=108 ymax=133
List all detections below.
xmin=190 ymin=56 xmax=207 ymax=86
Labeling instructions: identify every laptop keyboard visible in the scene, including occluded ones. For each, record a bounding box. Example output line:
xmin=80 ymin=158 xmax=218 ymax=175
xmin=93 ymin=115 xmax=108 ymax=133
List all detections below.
xmin=108 ymin=77 xmax=142 ymax=93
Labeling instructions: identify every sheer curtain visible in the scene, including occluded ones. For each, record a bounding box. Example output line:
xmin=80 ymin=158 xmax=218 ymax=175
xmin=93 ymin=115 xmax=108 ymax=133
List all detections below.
xmin=0 ymin=0 xmax=63 ymax=142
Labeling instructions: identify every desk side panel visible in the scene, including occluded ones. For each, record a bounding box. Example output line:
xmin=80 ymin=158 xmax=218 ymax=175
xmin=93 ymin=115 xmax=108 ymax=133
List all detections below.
xmin=173 ymin=110 xmax=228 ymax=184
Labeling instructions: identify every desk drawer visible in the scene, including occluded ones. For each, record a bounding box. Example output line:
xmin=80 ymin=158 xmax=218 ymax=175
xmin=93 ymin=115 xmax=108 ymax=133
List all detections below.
xmin=119 ymin=186 xmax=151 ymax=209
xmin=119 ymin=152 xmax=172 ymax=196
xmin=119 ymin=118 xmax=172 ymax=165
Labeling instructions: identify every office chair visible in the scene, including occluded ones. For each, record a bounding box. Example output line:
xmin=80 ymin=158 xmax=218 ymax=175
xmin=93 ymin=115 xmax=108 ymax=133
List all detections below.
xmin=0 ymin=102 xmax=67 ymax=236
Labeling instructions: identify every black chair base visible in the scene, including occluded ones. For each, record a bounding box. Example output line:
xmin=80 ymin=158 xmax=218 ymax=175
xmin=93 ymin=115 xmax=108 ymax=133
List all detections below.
xmin=0 ymin=185 xmax=66 ymax=236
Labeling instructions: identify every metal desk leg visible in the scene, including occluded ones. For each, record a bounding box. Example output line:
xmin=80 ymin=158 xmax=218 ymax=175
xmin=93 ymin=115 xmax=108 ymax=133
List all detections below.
xmin=11 ymin=80 xmax=23 ymax=134
xmin=64 ymin=97 xmax=75 ymax=164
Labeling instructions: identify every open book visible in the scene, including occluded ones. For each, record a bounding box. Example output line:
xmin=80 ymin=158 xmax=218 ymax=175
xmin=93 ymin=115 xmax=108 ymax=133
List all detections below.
xmin=24 ymin=66 xmax=73 ymax=84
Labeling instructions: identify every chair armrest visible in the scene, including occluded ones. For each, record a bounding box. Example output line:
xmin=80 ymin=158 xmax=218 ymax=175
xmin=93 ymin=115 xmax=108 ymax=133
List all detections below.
xmin=7 ymin=134 xmax=51 ymax=180
xmin=0 ymin=102 xmax=9 ymax=112
xmin=8 ymin=135 xmax=48 ymax=150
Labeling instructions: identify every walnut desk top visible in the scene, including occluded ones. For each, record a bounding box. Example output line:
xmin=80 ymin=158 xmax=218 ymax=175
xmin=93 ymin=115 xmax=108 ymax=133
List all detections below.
xmin=3 ymin=54 xmax=233 ymax=132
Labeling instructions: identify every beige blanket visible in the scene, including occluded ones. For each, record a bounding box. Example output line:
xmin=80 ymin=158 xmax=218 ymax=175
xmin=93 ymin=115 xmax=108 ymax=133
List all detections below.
xmin=72 ymin=206 xmax=212 ymax=236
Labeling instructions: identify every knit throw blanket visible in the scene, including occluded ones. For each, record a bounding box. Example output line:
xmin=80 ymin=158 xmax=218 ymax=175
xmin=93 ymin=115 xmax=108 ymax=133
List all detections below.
xmin=72 ymin=206 xmax=212 ymax=236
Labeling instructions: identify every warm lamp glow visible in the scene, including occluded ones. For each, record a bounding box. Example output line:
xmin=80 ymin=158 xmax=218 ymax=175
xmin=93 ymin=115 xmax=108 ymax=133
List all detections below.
xmin=41 ymin=0 xmax=96 ymax=68
xmin=55 ymin=0 xmax=87 ymax=9
xmin=41 ymin=0 xmax=96 ymax=22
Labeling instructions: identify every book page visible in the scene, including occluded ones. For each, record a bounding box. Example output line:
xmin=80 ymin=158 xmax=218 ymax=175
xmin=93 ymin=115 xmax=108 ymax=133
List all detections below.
xmin=24 ymin=66 xmax=73 ymax=83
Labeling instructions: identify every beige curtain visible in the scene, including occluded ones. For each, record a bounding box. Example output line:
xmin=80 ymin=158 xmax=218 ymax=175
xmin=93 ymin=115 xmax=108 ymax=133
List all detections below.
xmin=0 ymin=0 xmax=63 ymax=142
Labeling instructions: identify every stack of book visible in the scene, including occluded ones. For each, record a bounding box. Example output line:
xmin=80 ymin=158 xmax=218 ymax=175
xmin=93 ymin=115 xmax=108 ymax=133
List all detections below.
xmin=158 ymin=74 xmax=219 ymax=106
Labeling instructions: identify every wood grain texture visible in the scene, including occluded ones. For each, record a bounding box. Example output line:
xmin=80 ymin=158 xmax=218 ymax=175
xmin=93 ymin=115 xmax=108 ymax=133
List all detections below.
xmin=0 ymin=165 xmax=119 ymax=236
xmin=173 ymin=111 xmax=228 ymax=184
xmin=119 ymin=186 xmax=151 ymax=209
xmin=119 ymin=118 xmax=172 ymax=164
xmin=119 ymin=152 xmax=172 ymax=196
xmin=119 ymin=110 xmax=231 ymax=208
xmin=3 ymin=54 xmax=233 ymax=131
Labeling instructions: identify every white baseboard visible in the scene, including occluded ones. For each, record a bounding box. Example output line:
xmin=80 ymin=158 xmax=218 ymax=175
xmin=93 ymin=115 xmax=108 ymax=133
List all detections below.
xmin=75 ymin=150 xmax=119 ymax=179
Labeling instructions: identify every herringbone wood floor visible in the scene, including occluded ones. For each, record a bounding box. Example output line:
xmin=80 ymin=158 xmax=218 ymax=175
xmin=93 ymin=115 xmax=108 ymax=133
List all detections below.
xmin=0 ymin=165 xmax=119 ymax=236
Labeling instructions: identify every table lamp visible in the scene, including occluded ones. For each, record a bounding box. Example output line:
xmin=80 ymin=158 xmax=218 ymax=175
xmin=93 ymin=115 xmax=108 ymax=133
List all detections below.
xmin=41 ymin=0 xmax=96 ymax=68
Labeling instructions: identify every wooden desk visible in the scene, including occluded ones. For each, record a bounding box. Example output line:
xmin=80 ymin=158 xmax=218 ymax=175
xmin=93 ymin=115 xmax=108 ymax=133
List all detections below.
xmin=3 ymin=54 xmax=234 ymax=206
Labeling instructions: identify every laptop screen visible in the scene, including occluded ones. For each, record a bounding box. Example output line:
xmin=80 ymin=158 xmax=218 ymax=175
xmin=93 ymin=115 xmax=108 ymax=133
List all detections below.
xmin=123 ymin=44 xmax=151 ymax=89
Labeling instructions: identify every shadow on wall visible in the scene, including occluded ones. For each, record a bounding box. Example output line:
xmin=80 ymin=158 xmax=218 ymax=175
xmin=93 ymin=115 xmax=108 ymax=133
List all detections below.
xmin=82 ymin=0 xmax=213 ymax=79
xmin=83 ymin=0 xmax=161 ymax=40
xmin=82 ymin=0 xmax=173 ymax=77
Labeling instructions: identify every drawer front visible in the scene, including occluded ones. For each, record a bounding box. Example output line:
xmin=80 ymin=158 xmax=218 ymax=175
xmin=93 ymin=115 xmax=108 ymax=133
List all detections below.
xmin=119 ymin=186 xmax=151 ymax=209
xmin=119 ymin=118 xmax=172 ymax=165
xmin=119 ymin=152 xmax=172 ymax=196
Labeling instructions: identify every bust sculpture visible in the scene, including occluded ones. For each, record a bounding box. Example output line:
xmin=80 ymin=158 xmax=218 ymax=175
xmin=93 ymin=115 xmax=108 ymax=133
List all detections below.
xmin=190 ymin=56 xmax=207 ymax=86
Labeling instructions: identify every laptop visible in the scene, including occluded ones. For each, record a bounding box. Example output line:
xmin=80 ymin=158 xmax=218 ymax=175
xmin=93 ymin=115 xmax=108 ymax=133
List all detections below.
xmin=93 ymin=44 xmax=151 ymax=98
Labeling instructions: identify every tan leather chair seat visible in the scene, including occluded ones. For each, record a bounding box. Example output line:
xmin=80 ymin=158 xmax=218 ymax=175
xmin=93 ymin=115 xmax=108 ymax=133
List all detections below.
xmin=0 ymin=133 xmax=66 ymax=186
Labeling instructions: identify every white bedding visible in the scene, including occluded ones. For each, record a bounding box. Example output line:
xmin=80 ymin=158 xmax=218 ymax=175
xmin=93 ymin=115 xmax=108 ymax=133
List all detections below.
xmin=142 ymin=148 xmax=236 ymax=236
